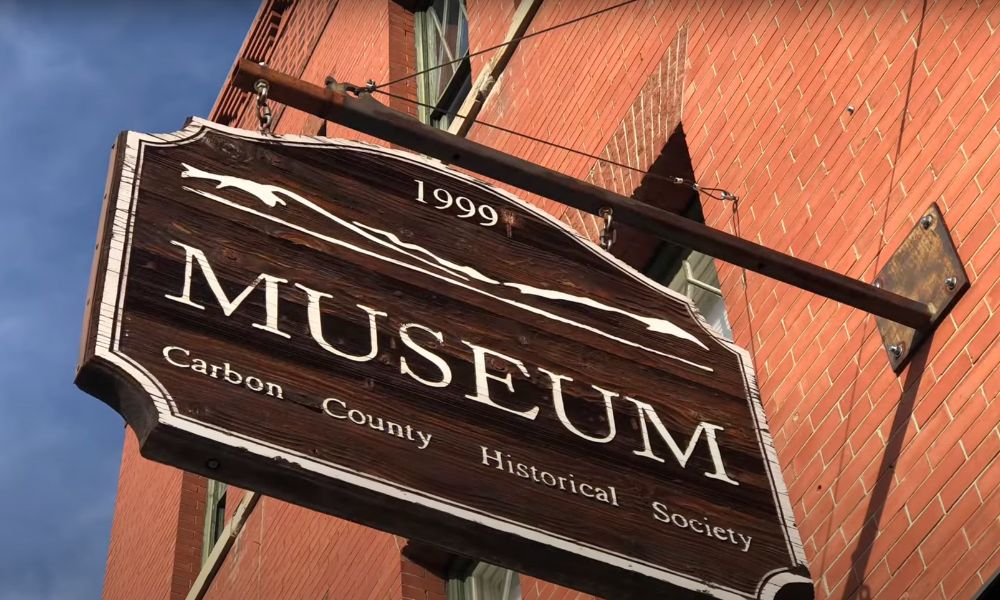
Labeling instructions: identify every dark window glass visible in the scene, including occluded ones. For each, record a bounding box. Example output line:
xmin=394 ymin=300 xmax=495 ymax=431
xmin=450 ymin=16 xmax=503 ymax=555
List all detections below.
xmin=645 ymin=202 xmax=734 ymax=341
xmin=201 ymin=479 xmax=228 ymax=563
xmin=416 ymin=0 xmax=472 ymax=129
xmin=447 ymin=560 xmax=521 ymax=600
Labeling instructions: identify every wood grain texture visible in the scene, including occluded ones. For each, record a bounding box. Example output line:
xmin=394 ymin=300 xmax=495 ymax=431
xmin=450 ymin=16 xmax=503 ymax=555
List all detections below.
xmin=77 ymin=119 xmax=812 ymax=600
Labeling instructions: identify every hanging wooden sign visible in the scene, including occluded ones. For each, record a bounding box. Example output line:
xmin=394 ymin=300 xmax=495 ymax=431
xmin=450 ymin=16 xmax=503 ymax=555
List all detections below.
xmin=78 ymin=119 xmax=812 ymax=600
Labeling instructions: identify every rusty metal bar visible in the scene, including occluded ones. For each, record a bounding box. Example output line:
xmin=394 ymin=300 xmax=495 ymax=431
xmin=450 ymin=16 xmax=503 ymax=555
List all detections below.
xmin=230 ymin=59 xmax=934 ymax=330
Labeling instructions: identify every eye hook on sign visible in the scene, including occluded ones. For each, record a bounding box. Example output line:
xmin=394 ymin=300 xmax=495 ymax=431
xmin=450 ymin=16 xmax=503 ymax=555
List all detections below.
xmin=339 ymin=79 xmax=378 ymax=96
xmin=599 ymin=207 xmax=617 ymax=251
xmin=254 ymin=78 xmax=274 ymax=136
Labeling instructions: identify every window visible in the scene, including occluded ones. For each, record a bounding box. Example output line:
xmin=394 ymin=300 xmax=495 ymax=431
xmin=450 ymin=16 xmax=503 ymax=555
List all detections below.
xmin=645 ymin=202 xmax=734 ymax=341
xmin=201 ymin=479 xmax=228 ymax=563
xmin=415 ymin=0 xmax=471 ymax=129
xmin=447 ymin=561 xmax=521 ymax=600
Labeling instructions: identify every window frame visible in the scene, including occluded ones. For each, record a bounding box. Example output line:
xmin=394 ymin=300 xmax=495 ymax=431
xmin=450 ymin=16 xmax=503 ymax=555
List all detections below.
xmin=447 ymin=560 xmax=521 ymax=600
xmin=644 ymin=201 xmax=734 ymax=341
xmin=414 ymin=0 xmax=472 ymax=129
xmin=201 ymin=479 xmax=228 ymax=563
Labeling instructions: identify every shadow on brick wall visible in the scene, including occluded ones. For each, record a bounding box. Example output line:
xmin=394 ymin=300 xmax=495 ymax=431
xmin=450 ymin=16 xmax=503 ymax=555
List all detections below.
xmin=616 ymin=122 xmax=699 ymax=271
xmin=842 ymin=1 xmax=929 ymax=596
xmin=633 ymin=122 xmax=697 ymax=215
xmin=841 ymin=340 xmax=930 ymax=600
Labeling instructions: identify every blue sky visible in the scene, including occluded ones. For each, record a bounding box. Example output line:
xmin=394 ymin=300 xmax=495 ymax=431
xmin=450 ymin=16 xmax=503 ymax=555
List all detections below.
xmin=0 ymin=2 xmax=256 ymax=598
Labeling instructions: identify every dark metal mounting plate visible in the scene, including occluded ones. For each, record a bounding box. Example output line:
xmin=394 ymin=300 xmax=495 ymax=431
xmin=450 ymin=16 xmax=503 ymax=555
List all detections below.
xmin=876 ymin=203 xmax=969 ymax=372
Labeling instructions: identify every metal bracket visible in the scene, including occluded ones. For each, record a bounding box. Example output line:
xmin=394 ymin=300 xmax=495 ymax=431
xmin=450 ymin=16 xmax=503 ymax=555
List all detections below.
xmin=875 ymin=203 xmax=969 ymax=372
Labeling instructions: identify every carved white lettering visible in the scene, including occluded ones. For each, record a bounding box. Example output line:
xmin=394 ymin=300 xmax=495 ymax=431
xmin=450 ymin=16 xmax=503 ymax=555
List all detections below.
xmin=462 ymin=341 xmax=538 ymax=420
xmin=165 ymin=241 xmax=290 ymax=338
xmin=399 ymin=323 xmax=452 ymax=388
xmin=628 ymin=397 xmax=738 ymax=486
xmin=322 ymin=397 xmax=432 ymax=450
xmin=322 ymin=398 xmax=348 ymax=419
xmin=540 ymin=367 xmax=617 ymax=444
xmin=294 ymin=282 xmax=386 ymax=363
xmin=480 ymin=446 xmax=619 ymax=507
xmin=161 ymin=243 xmax=737 ymax=484
xmin=163 ymin=345 xmax=190 ymax=368
xmin=160 ymin=345 xmax=282 ymax=398
xmin=651 ymin=502 xmax=753 ymax=553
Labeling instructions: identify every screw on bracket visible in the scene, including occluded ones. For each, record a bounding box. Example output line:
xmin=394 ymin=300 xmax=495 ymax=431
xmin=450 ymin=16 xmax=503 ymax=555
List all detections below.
xmin=875 ymin=204 xmax=967 ymax=373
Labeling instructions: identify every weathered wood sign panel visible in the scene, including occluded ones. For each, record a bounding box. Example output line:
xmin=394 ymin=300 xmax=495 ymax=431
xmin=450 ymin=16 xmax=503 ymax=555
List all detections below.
xmin=78 ymin=119 xmax=812 ymax=599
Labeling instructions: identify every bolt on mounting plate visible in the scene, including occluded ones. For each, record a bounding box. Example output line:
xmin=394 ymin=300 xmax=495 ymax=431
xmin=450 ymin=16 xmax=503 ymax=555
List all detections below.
xmin=875 ymin=203 xmax=969 ymax=372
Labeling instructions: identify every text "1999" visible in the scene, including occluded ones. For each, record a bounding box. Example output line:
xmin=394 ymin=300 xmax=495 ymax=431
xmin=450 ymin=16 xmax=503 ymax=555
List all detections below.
xmin=414 ymin=179 xmax=498 ymax=227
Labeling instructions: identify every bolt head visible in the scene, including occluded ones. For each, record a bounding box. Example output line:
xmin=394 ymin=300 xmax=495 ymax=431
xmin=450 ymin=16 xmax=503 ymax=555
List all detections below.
xmin=846 ymin=105 xmax=856 ymax=114
xmin=888 ymin=343 xmax=905 ymax=359
xmin=920 ymin=214 xmax=935 ymax=229
xmin=206 ymin=459 xmax=220 ymax=470
xmin=945 ymin=276 xmax=958 ymax=291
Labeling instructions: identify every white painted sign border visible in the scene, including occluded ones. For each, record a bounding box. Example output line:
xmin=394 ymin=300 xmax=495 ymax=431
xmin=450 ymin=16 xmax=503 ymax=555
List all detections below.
xmin=88 ymin=118 xmax=808 ymax=600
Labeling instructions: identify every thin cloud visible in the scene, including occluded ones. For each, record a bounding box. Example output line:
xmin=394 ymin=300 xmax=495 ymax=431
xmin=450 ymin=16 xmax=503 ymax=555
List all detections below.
xmin=0 ymin=2 xmax=256 ymax=598
xmin=0 ymin=3 xmax=102 ymax=91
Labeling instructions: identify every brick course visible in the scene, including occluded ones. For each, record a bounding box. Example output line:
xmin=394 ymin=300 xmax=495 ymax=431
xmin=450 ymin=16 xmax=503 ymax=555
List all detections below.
xmin=103 ymin=429 xmax=207 ymax=600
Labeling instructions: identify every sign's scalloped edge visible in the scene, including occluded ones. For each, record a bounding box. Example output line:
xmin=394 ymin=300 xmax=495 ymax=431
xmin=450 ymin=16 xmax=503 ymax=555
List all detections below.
xmin=79 ymin=117 xmax=812 ymax=600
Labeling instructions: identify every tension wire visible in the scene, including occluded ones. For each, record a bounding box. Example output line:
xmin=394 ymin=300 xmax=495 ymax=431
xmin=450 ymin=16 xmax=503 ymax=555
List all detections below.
xmin=373 ymin=0 xmax=640 ymax=91
xmin=370 ymin=89 xmax=738 ymax=202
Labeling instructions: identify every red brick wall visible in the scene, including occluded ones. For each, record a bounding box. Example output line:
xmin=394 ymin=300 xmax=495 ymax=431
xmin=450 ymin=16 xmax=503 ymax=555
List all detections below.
xmin=400 ymin=553 xmax=448 ymax=600
xmin=214 ymin=0 xmax=338 ymax=129
xmin=225 ymin=0 xmax=395 ymax=142
xmin=466 ymin=0 xmax=520 ymax=80
xmin=466 ymin=0 xmax=681 ymax=212
xmin=455 ymin=1 xmax=1000 ymax=596
xmin=174 ymin=471 xmax=209 ymax=599
xmin=201 ymin=498 xmax=403 ymax=600
xmin=101 ymin=1 xmax=998 ymax=599
xmin=103 ymin=429 xmax=206 ymax=600
xmin=677 ymin=2 xmax=999 ymax=598
xmin=388 ymin=0 xmax=420 ymax=119
xmin=520 ymin=575 xmax=603 ymax=600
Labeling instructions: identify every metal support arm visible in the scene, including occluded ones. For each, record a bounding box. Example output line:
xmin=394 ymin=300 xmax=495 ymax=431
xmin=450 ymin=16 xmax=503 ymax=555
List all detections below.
xmin=229 ymin=59 xmax=934 ymax=331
